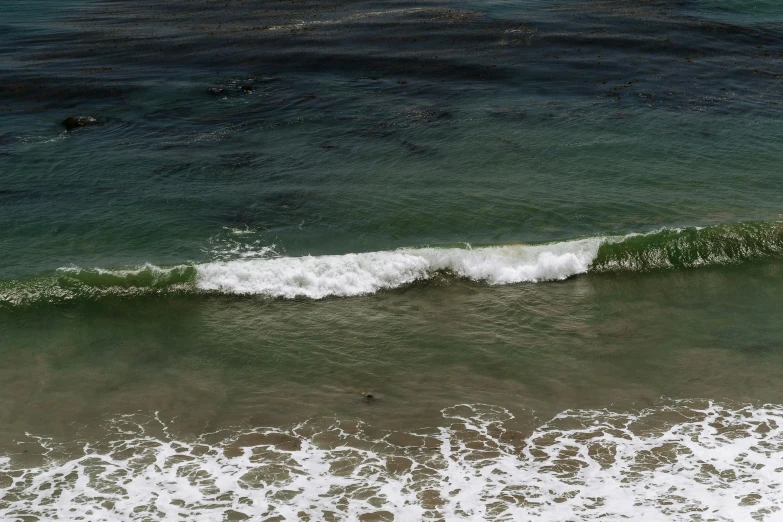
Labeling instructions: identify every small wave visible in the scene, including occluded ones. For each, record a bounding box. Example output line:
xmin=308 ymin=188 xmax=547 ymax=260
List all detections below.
xmin=2 ymin=400 xmax=781 ymax=521
xmin=193 ymin=220 xmax=783 ymax=298
xmin=1 ymin=221 xmax=782 ymax=306
xmin=0 ymin=265 xmax=197 ymax=307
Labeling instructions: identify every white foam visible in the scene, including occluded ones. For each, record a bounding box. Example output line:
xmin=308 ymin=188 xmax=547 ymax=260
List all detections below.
xmin=195 ymin=238 xmax=602 ymax=298
xmin=2 ymin=401 xmax=782 ymax=521
xmin=60 ymin=262 xmax=185 ymax=279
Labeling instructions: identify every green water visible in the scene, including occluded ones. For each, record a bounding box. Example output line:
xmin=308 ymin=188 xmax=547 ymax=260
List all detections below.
xmin=3 ymin=91 xmax=783 ymax=280
xmin=2 ymin=0 xmax=783 ymax=519
xmin=2 ymin=262 xmax=782 ymax=438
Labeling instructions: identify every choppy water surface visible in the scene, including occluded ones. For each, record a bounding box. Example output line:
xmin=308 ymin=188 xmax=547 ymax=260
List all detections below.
xmin=1 ymin=0 xmax=783 ymax=519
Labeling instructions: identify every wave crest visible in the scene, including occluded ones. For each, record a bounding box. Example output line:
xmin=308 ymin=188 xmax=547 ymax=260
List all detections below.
xmin=58 ymin=263 xmax=196 ymax=288
xmin=1 ymin=221 xmax=782 ymax=306
xmin=195 ymin=238 xmax=601 ymax=298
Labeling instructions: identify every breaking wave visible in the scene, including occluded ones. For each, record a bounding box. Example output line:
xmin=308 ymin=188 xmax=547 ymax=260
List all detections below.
xmin=195 ymin=237 xmax=601 ymax=298
xmin=1 ymin=400 xmax=782 ymax=521
xmin=1 ymin=221 xmax=782 ymax=306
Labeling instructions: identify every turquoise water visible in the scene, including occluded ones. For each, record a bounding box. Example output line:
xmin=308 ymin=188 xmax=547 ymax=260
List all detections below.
xmin=2 ymin=0 xmax=783 ymax=519
xmin=685 ymin=0 xmax=783 ymax=24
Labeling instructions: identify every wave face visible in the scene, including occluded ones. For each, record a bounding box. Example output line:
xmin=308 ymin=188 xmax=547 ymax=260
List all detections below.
xmin=1 ymin=221 xmax=782 ymax=306
xmin=59 ymin=263 xmax=197 ymax=288
xmin=2 ymin=401 xmax=782 ymax=521
xmin=593 ymin=221 xmax=783 ymax=272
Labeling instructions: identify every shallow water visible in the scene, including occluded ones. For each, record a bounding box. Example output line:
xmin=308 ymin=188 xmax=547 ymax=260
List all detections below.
xmin=2 ymin=0 xmax=783 ymax=519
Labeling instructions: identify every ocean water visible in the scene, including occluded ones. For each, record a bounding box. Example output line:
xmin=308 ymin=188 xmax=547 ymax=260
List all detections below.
xmin=2 ymin=0 xmax=783 ymax=520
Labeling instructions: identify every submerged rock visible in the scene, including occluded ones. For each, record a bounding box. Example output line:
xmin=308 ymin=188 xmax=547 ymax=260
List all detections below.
xmin=207 ymin=87 xmax=224 ymax=96
xmin=61 ymin=116 xmax=102 ymax=130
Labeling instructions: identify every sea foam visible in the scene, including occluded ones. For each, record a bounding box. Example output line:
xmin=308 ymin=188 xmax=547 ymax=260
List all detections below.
xmin=2 ymin=401 xmax=781 ymax=521
xmin=195 ymin=239 xmax=602 ymax=298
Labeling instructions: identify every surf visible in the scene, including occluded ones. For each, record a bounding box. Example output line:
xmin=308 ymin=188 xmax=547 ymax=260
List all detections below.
xmin=1 ymin=220 xmax=782 ymax=306
xmin=2 ymin=400 xmax=781 ymax=521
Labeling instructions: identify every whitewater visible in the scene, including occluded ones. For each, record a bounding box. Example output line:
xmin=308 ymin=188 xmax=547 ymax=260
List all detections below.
xmin=2 ymin=400 xmax=781 ymax=521
xmin=1 ymin=221 xmax=781 ymax=305
xmin=196 ymin=238 xmax=602 ymax=298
